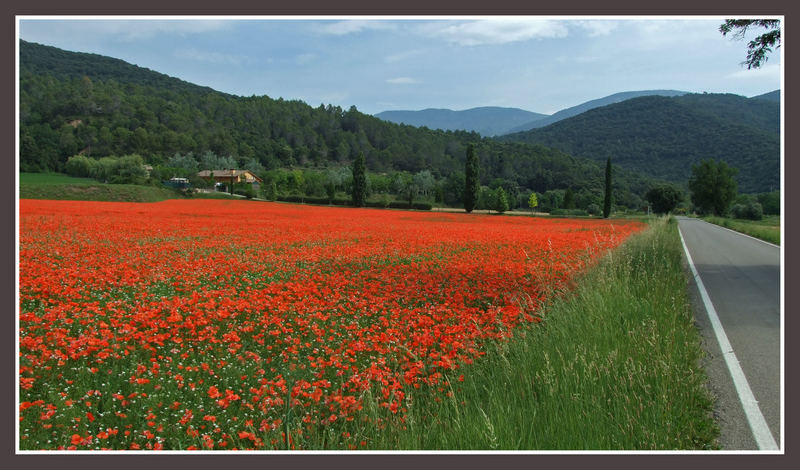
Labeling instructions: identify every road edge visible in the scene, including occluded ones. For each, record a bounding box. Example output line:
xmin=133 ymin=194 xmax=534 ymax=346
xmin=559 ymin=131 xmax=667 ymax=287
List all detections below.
xmin=677 ymin=223 xmax=780 ymax=451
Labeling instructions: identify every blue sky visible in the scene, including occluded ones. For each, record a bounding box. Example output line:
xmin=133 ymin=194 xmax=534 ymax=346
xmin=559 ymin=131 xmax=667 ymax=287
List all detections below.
xmin=18 ymin=17 xmax=782 ymax=115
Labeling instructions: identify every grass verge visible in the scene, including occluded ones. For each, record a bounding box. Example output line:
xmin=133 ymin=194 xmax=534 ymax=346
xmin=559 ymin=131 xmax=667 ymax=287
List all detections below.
xmin=361 ymin=216 xmax=718 ymax=450
xmin=703 ymin=215 xmax=780 ymax=245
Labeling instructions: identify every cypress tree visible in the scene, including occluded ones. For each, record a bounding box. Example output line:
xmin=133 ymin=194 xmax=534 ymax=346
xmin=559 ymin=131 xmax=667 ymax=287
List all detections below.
xmin=494 ymin=187 xmax=509 ymax=214
xmin=603 ymin=157 xmax=612 ymax=218
xmin=351 ymin=152 xmax=367 ymax=207
xmin=563 ymin=187 xmax=575 ymax=209
xmin=464 ymin=144 xmax=479 ymax=213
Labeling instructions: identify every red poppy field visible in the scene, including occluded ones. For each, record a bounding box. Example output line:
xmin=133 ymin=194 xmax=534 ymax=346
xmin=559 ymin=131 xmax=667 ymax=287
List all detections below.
xmin=19 ymin=199 xmax=643 ymax=450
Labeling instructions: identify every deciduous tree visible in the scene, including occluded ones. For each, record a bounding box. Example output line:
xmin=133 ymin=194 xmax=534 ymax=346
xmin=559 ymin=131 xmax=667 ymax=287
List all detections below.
xmin=494 ymin=187 xmax=509 ymax=214
xmin=645 ymin=183 xmax=683 ymax=214
xmin=688 ymin=159 xmax=738 ymax=216
xmin=528 ymin=192 xmax=538 ymax=213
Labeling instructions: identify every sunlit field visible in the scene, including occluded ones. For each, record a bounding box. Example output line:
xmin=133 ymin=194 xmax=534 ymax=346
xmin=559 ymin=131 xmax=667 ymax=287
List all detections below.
xmin=19 ymin=199 xmax=643 ymax=450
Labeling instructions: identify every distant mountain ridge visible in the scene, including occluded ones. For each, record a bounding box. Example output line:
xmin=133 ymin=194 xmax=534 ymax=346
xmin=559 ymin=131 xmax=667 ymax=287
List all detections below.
xmin=503 ymin=90 xmax=690 ymax=134
xmin=374 ymin=107 xmax=547 ymax=136
xmin=750 ymin=90 xmax=780 ymax=102
xmin=498 ymin=93 xmax=780 ymax=193
xmin=375 ymin=90 xmax=690 ymax=137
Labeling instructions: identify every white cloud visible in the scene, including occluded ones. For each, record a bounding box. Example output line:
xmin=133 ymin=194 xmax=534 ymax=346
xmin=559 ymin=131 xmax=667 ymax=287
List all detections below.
xmin=556 ymin=54 xmax=602 ymax=64
xmin=21 ymin=19 xmax=232 ymax=42
xmin=384 ymin=49 xmax=424 ymax=64
xmin=574 ymin=20 xmax=619 ymax=37
xmin=627 ymin=19 xmax=716 ymax=51
xmin=425 ymin=19 xmax=568 ymax=46
xmin=294 ymin=53 xmax=317 ymax=66
xmin=175 ymin=47 xmax=249 ymax=66
xmin=315 ymin=20 xmax=397 ymax=36
xmin=386 ymin=77 xmax=421 ymax=85
xmin=318 ymin=91 xmax=350 ymax=105
xmin=726 ymin=62 xmax=781 ymax=80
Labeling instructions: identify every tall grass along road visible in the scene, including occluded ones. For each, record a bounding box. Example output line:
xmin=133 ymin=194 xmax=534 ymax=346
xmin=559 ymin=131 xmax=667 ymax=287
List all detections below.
xmin=677 ymin=217 xmax=781 ymax=450
xmin=370 ymin=217 xmax=717 ymax=450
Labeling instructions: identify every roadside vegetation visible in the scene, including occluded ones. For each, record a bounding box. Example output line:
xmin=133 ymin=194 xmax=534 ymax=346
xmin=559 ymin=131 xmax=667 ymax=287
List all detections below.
xmin=362 ymin=217 xmax=718 ymax=450
xmin=703 ymin=215 xmax=780 ymax=246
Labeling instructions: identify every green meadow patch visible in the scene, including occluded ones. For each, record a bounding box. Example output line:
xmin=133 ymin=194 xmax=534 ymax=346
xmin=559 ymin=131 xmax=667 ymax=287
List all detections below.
xmin=19 ymin=173 xmax=241 ymax=203
xmin=703 ymin=215 xmax=780 ymax=245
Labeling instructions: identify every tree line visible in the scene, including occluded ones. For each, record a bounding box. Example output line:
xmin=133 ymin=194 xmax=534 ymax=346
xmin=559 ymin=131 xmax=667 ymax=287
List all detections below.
xmin=644 ymin=159 xmax=779 ymax=219
xmin=21 ymin=39 xmax=660 ymax=213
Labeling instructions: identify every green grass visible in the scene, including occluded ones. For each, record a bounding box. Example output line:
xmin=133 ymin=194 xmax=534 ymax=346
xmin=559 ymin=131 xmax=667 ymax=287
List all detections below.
xmin=354 ymin=217 xmax=718 ymax=450
xmin=191 ymin=191 xmax=246 ymax=200
xmin=19 ymin=172 xmax=98 ymax=185
xmin=703 ymin=215 xmax=780 ymax=245
xmin=19 ymin=173 xmax=242 ymax=203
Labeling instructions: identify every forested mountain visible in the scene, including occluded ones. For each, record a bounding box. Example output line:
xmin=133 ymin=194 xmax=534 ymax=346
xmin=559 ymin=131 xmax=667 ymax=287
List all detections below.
xmin=374 ymin=107 xmax=548 ymax=136
xmin=751 ymin=90 xmax=780 ymax=102
xmin=503 ymin=90 xmax=689 ymax=134
xmin=19 ymin=39 xmax=220 ymax=96
xmin=19 ymin=40 xmax=655 ymax=209
xmin=498 ymin=94 xmax=780 ymax=193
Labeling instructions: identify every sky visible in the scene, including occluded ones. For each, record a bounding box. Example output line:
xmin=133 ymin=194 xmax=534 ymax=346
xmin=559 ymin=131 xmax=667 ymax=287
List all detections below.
xmin=17 ymin=16 xmax=782 ymax=115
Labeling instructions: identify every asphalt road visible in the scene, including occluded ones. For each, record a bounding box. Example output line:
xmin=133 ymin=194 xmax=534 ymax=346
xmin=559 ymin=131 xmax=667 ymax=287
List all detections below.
xmin=676 ymin=217 xmax=781 ymax=450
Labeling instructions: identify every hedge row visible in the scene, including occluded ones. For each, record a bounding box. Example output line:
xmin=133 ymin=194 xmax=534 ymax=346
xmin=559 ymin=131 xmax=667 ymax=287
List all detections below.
xmin=549 ymin=208 xmax=590 ymax=216
xmin=273 ymin=195 xmax=432 ymax=211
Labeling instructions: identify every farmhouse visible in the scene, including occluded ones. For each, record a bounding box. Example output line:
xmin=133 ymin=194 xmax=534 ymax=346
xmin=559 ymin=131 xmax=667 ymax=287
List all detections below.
xmin=197 ymin=169 xmax=263 ymax=194
xmin=197 ymin=169 xmax=263 ymax=185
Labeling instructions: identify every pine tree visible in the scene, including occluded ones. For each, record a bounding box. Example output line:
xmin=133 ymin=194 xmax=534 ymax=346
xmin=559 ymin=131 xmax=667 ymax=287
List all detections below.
xmin=464 ymin=144 xmax=479 ymax=213
xmin=351 ymin=152 xmax=367 ymax=207
xmin=603 ymin=157 xmax=612 ymax=218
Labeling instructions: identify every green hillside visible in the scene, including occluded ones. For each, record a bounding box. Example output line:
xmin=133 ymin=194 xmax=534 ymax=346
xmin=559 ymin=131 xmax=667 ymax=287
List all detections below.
xmin=19 ymin=40 xmax=656 ymax=210
xmin=498 ymin=94 xmax=780 ymax=193
xmin=503 ymin=89 xmax=688 ymax=134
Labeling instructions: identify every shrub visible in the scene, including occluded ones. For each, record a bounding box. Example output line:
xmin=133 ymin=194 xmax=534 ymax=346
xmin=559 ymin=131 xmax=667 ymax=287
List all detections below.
xmin=730 ymin=201 xmax=763 ymax=220
xmin=550 ymin=208 xmax=590 ymax=217
xmin=756 ymin=191 xmax=780 ymax=215
xmin=387 ymin=201 xmax=432 ymax=211
xmin=277 ymin=194 xmax=306 ymax=203
xmin=550 ymin=209 xmax=589 ymax=217
xmin=64 ymin=155 xmax=96 ymax=178
xmin=77 ymin=154 xmax=148 ymax=184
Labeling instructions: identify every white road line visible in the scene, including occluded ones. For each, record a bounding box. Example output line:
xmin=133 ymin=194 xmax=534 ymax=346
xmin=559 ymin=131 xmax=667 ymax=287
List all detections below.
xmin=678 ymin=225 xmax=779 ymax=451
